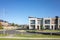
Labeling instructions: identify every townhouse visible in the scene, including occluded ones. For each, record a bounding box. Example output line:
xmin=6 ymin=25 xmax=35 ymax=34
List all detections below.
xmin=29 ymin=16 xmax=60 ymax=30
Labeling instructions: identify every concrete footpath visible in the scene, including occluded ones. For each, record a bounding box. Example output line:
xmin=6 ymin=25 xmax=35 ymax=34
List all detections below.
xmin=0 ymin=37 xmax=60 ymax=39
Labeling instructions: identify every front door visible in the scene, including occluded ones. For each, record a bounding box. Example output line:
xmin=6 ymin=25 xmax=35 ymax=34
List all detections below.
xmin=51 ymin=25 xmax=53 ymax=30
xmin=37 ymin=26 xmax=39 ymax=30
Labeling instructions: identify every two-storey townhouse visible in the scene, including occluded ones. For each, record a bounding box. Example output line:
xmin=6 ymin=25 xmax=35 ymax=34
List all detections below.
xmin=29 ymin=17 xmax=43 ymax=30
xmin=29 ymin=16 xmax=60 ymax=30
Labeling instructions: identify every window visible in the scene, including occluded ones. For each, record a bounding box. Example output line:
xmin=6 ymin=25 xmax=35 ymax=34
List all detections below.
xmin=59 ymin=25 xmax=60 ymax=29
xmin=38 ymin=20 xmax=42 ymax=24
xmin=30 ymin=20 xmax=35 ymax=24
xmin=45 ymin=20 xmax=50 ymax=24
xmin=38 ymin=20 xmax=41 ymax=24
xmin=45 ymin=25 xmax=50 ymax=29
xmin=31 ymin=25 xmax=35 ymax=30
xmin=59 ymin=19 xmax=60 ymax=24
xmin=51 ymin=19 xmax=55 ymax=24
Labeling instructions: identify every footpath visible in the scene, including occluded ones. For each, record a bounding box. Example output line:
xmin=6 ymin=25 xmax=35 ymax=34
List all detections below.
xmin=0 ymin=37 xmax=60 ymax=39
xmin=0 ymin=35 xmax=60 ymax=39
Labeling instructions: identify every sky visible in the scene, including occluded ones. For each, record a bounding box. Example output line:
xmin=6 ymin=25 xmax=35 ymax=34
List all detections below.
xmin=0 ymin=0 xmax=60 ymax=24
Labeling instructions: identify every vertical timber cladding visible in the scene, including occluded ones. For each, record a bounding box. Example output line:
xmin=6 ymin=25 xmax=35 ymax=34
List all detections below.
xmin=55 ymin=16 xmax=59 ymax=30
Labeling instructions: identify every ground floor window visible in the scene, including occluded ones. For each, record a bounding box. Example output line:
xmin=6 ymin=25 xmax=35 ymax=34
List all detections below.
xmin=45 ymin=25 xmax=50 ymax=29
xmin=31 ymin=25 xmax=35 ymax=30
xmin=59 ymin=25 xmax=60 ymax=29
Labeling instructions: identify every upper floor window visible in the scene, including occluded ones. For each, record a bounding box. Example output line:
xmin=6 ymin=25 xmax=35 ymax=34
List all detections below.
xmin=30 ymin=20 xmax=35 ymax=24
xmin=51 ymin=19 xmax=55 ymax=24
xmin=38 ymin=20 xmax=41 ymax=24
xmin=45 ymin=20 xmax=50 ymax=24
xmin=59 ymin=19 xmax=60 ymax=24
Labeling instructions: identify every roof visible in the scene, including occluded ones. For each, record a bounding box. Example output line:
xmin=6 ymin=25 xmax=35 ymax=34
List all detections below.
xmin=0 ymin=19 xmax=8 ymax=23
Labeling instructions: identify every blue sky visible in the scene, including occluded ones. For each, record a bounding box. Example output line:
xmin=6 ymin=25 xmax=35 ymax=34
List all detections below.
xmin=0 ymin=0 xmax=60 ymax=24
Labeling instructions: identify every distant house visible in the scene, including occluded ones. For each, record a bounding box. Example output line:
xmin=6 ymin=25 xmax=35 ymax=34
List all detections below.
xmin=0 ymin=19 xmax=17 ymax=30
xmin=29 ymin=16 xmax=60 ymax=30
xmin=0 ymin=20 xmax=9 ymax=27
xmin=17 ymin=24 xmax=29 ymax=30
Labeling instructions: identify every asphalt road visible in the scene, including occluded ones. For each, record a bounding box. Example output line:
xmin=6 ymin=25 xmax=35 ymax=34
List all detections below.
xmin=0 ymin=30 xmax=21 ymax=34
xmin=0 ymin=30 xmax=33 ymax=34
xmin=0 ymin=30 xmax=60 ymax=35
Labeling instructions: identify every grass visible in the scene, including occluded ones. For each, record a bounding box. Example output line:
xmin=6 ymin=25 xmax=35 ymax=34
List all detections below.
xmin=0 ymin=30 xmax=60 ymax=38
xmin=0 ymin=38 xmax=27 ymax=40
xmin=0 ymin=34 xmax=8 ymax=37
xmin=0 ymin=38 xmax=60 ymax=40
xmin=15 ymin=34 xmax=60 ymax=38
xmin=0 ymin=38 xmax=17 ymax=40
xmin=26 ymin=30 xmax=60 ymax=32
xmin=15 ymin=30 xmax=60 ymax=38
xmin=0 ymin=33 xmax=60 ymax=38
xmin=42 ymin=30 xmax=60 ymax=32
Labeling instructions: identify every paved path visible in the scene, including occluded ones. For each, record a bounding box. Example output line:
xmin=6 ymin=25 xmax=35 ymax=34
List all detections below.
xmin=5 ymin=34 xmax=15 ymax=37
xmin=0 ymin=36 xmax=60 ymax=39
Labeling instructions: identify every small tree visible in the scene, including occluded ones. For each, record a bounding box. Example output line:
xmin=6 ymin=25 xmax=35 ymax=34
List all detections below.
xmin=11 ymin=23 xmax=15 ymax=26
xmin=0 ymin=22 xmax=3 ymax=29
xmin=11 ymin=23 xmax=19 ymax=27
xmin=40 ymin=25 xmax=44 ymax=30
xmin=15 ymin=24 xmax=19 ymax=27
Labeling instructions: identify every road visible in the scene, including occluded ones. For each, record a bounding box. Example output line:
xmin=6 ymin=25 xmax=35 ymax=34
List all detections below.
xmin=0 ymin=29 xmax=60 ymax=35
xmin=0 ymin=30 xmax=33 ymax=34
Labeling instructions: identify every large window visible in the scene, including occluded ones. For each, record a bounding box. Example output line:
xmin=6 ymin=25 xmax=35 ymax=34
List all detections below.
xmin=30 ymin=20 xmax=35 ymax=24
xmin=38 ymin=20 xmax=41 ymax=24
xmin=59 ymin=25 xmax=60 ymax=29
xmin=59 ymin=19 xmax=60 ymax=24
xmin=45 ymin=20 xmax=50 ymax=24
xmin=31 ymin=25 xmax=35 ymax=30
xmin=45 ymin=25 xmax=50 ymax=29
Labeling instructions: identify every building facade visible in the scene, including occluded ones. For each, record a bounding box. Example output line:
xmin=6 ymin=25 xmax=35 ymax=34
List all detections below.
xmin=29 ymin=16 xmax=60 ymax=30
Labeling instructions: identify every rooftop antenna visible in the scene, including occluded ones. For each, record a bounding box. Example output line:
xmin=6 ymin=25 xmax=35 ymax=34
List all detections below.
xmin=3 ymin=8 xmax=6 ymax=19
xmin=3 ymin=8 xmax=6 ymax=35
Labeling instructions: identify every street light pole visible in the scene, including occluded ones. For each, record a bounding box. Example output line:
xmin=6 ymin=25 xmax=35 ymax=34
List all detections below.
xmin=3 ymin=8 xmax=6 ymax=35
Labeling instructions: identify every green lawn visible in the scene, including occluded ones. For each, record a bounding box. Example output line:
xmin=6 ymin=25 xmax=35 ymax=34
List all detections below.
xmin=0 ymin=38 xmax=17 ymax=40
xmin=42 ymin=30 xmax=60 ymax=32
xmin=0 ymin=38 xmax=60 ymax=40
xmin=0 ymin=38 xmax=28 ymax=40
xmin=0 ymin=33 xmax=60 ymax=38
xmin=0 ymin=34 xmax=8 ymax=36
xmin=0 ymin=30 xmax=60 ymax=38
xmin=26 ymin=30 xmax=60 ymax=32
xmin=15 ymin=34 xmax=60 ymax=38
xmin=0 ymin=38 xmax=35 ymax=40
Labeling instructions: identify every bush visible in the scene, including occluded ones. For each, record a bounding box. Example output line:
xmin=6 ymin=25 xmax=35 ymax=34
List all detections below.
xmin=0 ymin=26 xmax=3 ymax=29
xmin=0 ymin=22 xmax=3 ymax=29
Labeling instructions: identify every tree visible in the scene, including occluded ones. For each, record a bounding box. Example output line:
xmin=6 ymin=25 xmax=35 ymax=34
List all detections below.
xmin=15 ymin=24 xmax=19 ymax=27
xmin=11 ymin=23 xmax=15 ymax=26
xmin=0 ymin=22 xmax=3 ymax=29
xmin=11 ymin=23 xmax=19 ymax=27
xmin=40 ymin=25 xmax=44 ymax=30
